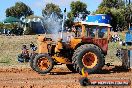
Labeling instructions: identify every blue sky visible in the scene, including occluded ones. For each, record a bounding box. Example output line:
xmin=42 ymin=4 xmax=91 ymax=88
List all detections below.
xmin=0 ymin=0 xmax=103 ymax=21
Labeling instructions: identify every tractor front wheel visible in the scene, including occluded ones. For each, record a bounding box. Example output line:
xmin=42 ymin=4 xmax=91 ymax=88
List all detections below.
xmin=30 ymin=53 xmax=38 ymax=71
xmin=34 ymin=54 xmax=54 ymax=74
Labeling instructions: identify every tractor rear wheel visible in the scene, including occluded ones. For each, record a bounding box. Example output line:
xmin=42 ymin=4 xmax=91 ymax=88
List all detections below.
xmin=72 ymin=44 xmax=104 ymax=74
xmin=66 ymin=64 xmax=77 ymax=73
xmin=34 ymin=54 xmax=54 ymax=74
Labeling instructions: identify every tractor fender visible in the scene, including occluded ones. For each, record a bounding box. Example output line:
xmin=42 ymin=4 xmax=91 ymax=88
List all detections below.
xmin=74 ymin=42 xmax=106 ymax=56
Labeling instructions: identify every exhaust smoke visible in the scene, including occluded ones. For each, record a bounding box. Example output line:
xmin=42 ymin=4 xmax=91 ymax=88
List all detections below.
xmin=42 ymin=13 xmax=62 ymax=42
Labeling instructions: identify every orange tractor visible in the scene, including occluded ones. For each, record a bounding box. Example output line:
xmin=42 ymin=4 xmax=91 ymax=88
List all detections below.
xmin=30 ymin=21 xmax=111 ymax=74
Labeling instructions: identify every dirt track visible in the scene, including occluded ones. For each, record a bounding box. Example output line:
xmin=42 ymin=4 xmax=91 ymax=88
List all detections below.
xmin=0 ymin=65 xmax=131 ymax=88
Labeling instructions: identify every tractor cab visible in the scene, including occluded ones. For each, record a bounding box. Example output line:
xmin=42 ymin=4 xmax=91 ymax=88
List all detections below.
xmin=69 ymin=21 xmax=111 ymax=55
xmin=72 ymin=21 xmax=111 ymax=40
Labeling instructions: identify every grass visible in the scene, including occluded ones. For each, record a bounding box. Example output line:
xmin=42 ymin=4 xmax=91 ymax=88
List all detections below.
xmin=105 ymin=42 xmax=122 ymax=65
xmin=0 ymin=35 xmax=38 ymax=67
xmin=0 ymin=32 xmax=128 ymax=67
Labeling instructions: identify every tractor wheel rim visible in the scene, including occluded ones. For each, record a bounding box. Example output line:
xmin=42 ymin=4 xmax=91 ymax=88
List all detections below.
xmin=82 ymin=52 xmax=97 ymax=68
xmin=37 ymin=57 xmax=50 ymax=70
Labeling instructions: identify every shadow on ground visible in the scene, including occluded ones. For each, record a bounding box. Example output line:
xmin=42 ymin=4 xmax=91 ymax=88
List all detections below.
xmin=48 ymin=66 xmax=131 ymax=75
xmin=96 ymin=66 xmax=130 ymax=74
xmin=49 ymin=72 xmax=75 ymax=75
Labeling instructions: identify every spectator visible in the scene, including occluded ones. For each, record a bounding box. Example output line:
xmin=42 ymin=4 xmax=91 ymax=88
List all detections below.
xmin=7 ymin=30 xmax=10 ymax=36
xmin=22 ymin=45 xmax=29 ymax=57
xmin=111 ymin=34 xmax=120 ymax=42
xmin=30 ymin=42 xmax=37 ymax=56
xmin=30 ymin=42 xmax=36 ymax=51
xmin=18 ymin=45 xmax=30 ymax=63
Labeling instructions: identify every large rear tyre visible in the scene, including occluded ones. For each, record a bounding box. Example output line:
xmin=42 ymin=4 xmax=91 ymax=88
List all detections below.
xmin=34 ymin=54 xmax=54 ymax=74
xmin=66 ymin=64 xmax=77 ymax=73
xmin=72 ymin=44 xmax=104 ymax=74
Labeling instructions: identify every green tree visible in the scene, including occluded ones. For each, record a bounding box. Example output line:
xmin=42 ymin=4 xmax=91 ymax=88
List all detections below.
xmin=5 ymin=2 xmax=33 ymax=19
xmin=95 ymin=0 xmax=128 ymax=31
xmin=3 ymin=23 xmax=17 ymax=30
xmin=65 ymin=1 xmax=90 ymax=29
xmin=95 ymin=6 xmax=111 ymax=14
xmin=0 ymin=22 xmax=4 ymax=29
xmin=99 ymin=0 xmax=125 ymax=9
xmin=42 ymin=3 xmax=62 ymax=17
xmin=64 ymin=19 xmax=74 ymax=29
xmin=68 ymin=1 xmax=90 ymax=19
xmin=124 ymin=4 xmax=132 ymax=28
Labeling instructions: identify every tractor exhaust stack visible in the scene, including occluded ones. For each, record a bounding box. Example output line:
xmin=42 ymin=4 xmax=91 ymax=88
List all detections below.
xmin=61 ymin=8 xmax=66 ymax=39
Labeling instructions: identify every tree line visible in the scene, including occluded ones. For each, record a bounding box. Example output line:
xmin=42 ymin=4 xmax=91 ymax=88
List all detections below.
xmin=1 ymin=0 xmax=132 ymax=33
xmin=95 ymin=0 xmax=132 ymax=31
